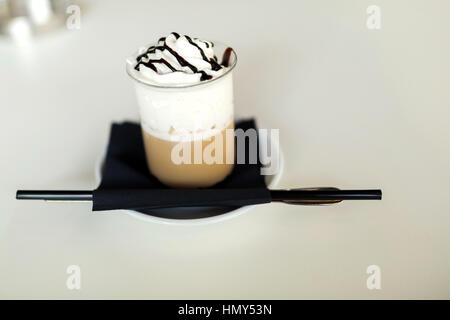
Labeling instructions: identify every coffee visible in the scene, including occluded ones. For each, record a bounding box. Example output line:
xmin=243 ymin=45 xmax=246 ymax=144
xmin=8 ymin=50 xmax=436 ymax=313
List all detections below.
xmin=142 ymin=123 xmax=234 ymax=188
xmin=126 ymin=33 xmax=237 ymax=188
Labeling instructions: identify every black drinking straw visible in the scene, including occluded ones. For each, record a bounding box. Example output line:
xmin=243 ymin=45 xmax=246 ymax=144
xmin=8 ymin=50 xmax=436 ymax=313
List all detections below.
xmin=16 ymin=188 xmax=381 ymax=204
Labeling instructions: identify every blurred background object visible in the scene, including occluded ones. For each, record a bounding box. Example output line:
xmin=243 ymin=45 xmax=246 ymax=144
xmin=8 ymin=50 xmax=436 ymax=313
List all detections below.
xmin=0 ymin=0 xmax=79 ymax=43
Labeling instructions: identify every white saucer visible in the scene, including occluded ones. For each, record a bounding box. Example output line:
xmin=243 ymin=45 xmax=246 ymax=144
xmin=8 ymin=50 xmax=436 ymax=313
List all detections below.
xmin=94 ymin=127 xmax=283 ymax=226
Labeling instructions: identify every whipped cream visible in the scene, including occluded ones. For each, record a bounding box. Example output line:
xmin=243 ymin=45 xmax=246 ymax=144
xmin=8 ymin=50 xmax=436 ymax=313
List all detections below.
xmin=129 ymin=32 xmax=233 ymax=86
xmin=127 ymin=33 xmax=236 ymax=141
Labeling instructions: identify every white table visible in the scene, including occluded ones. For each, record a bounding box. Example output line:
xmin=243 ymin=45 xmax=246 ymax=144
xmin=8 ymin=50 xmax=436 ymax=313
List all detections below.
xmin=1 ymin=0 xmax=449 ymax=299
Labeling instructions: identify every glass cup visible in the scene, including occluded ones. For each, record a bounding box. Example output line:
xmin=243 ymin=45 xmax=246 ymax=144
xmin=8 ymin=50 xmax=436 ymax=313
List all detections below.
xmin=126 ymin=42 xmax=237 ymax=188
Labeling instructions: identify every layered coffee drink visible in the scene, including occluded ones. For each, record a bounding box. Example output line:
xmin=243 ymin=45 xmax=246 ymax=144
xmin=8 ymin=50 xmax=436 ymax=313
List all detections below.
xmin=126 ymin=33 xmax=237 ymax=188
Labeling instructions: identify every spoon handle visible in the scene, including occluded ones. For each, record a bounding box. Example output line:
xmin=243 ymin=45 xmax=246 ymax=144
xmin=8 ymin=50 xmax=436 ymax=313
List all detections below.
xmin=270 ymin=187 xmax=381 ymax=205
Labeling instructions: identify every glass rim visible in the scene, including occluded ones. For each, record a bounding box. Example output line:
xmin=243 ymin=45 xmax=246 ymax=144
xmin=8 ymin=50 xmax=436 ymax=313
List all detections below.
xmin=125 ymin=41 xmax=237 ymax=89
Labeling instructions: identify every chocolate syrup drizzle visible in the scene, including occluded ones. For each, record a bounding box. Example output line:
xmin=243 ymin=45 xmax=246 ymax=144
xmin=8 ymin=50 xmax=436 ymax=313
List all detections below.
xmin=135 ymin=32 xmax=233 ymax=82
xmin=221 ymin=47 xmax=233 ymax=67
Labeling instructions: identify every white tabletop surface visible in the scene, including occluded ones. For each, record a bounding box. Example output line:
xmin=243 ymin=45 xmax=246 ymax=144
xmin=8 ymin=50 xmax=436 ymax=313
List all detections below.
xmin=1 ymin=0 xmax=449 ymax=299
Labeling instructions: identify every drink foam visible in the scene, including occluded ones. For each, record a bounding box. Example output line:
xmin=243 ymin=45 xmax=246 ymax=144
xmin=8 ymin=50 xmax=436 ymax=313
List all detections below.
xmin=127 ymin=33 xmax=236 ymax=142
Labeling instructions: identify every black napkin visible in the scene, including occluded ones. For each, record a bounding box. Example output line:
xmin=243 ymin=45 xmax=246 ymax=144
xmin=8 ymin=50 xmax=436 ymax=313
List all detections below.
xmin=93 ymin=119 xmax=271 ymax=211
